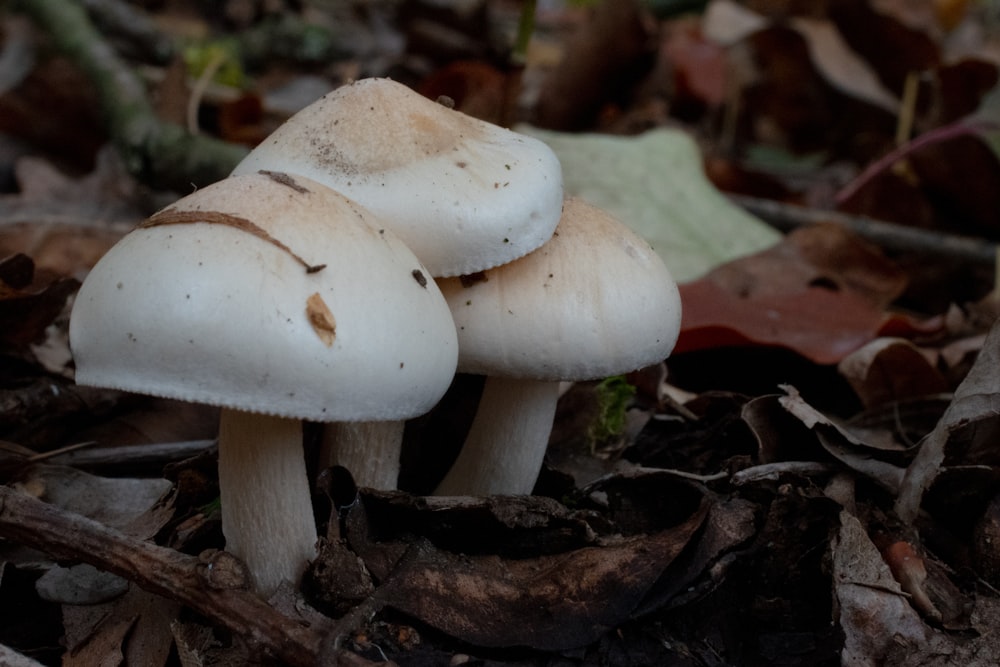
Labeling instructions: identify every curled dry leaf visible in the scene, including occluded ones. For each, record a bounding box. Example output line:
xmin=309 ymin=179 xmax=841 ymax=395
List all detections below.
xmin=62 ymin=587 xmax=179 ymax=667
xmin=373 ymin=515 xmax=708 ymax=651
xmin=741 ymin=387 xmax=912 ymax=492
xmin=838 ymin=337 xmax=949 ymax=409
xmin=631 ymin=496 xmax=758 ymax=616
xmin=897 ymin=317 xmax=1000 ymax=523
xmin=0 ymin=151 xmax=149 ymax=230
xmin=331 ymin=483 xmax=711 ymax=651
xmin=626 ymin=390 xmax=755 ymax=473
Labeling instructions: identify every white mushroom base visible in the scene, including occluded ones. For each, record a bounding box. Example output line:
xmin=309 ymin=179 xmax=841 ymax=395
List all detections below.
xmin=217 ymin=409 xmax=318 ymax=596
xmin=434 ymin=377 xmax=559 ymax=496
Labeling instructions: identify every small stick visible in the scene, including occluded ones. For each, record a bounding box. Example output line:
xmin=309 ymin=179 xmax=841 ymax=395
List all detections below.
xmin=0 ymin=485 xmax=385 ymax=667
xmin=47 ymin=439 xmax=216 ymax=468
xmin=731 ymin=194 xmax=997 ymax=267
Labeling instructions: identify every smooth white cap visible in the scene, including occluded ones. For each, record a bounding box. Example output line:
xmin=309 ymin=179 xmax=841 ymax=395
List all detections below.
xmin=437 ymin=198 xmax=682 ymax=380
xmin=231 ymin=78 xmax=564 ymax=278
xmin=70 ymin=171 xmax=458 ymax=421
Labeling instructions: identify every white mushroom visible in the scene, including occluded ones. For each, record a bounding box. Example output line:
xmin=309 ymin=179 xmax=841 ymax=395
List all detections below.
xmin=231 ymin=78 xmax=564 ymax=489
xmin=232 ymin=78 xmax=564 ymax=278
xmin=70 ymin=171 xmax=458 ymax=595
xmin=434 ymin=198 xmax=682 ymax=496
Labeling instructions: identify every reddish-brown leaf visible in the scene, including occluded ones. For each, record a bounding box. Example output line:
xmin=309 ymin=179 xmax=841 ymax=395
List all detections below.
xmin=675 ymin=224 xmax=942 ymax=364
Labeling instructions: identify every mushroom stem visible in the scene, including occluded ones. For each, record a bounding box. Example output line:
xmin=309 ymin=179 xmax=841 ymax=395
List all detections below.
xmin=434 ymin=377 xmax=559 ymax=496
xmin=217 ymin=408 xmax=318 ymax=596
xmin=319 ymin=421 xmax=406 ymax=489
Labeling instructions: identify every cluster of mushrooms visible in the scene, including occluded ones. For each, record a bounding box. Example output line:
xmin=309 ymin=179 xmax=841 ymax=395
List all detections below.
xmin=69 ymin=79 xmax=683 ymax=597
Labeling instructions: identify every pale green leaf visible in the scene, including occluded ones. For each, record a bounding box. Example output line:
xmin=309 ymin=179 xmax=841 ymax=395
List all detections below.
xmin=519 ymin=127 xmax=781 ymax=282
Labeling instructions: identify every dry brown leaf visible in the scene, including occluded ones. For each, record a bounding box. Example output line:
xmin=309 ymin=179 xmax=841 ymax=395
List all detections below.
xmin=630 ymin=495 xmax=758 ymax=615
xmin=676 ymin=223 xmax=939 ymax=364
xmin=333 ymin=484 xmax=710 ymax=651
xmin=742 ymin=392 xmax=820 ymax=464
xmin=872 ymin=0 xmax=947 ymax=41
xmin=838 ymin=337 xmax=949 ymax=409
xmin=703 ymin=0 xmax=900 ymax=111
xmin=375 ymin=517 xmax=706 ymax=651
xmin=0 ymin=149 xmax=149 ymax=229
xmin=778 ymin=386 xmax=908 ymax=491
xmin=0 ymin=223 xmax=124 ymax=278
xmin=63 ymin=587 xmax=180 ymax=667
xmin=790 ymin=16 xmax=900 ymax=113
xmin=62 ymin=608 xmax=133 ymax=667
xmin=897 ymin=316 xmax=1000 ymax=523
xmin=832 ymin=511 xmax=928 ymax=665
xmin=23 ymin=464 xmax=173 ymax=536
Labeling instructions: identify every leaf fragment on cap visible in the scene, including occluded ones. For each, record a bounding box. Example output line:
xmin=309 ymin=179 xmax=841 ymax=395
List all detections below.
xmin=306 ymin=292 xmax=336 ymax=346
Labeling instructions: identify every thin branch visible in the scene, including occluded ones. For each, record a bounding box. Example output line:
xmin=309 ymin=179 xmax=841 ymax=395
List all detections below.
xmin=0 ymin=484 xmax=386 ymax=667
xmin=13 ymin=0 xmax=248 ymax=191
xmin=47 ymin=439 xmax=217 ymax=469
xmin=730 ymin=461 xmax=838 ymax=486
xmin=731 ymin=194 xmax=998 ymax=267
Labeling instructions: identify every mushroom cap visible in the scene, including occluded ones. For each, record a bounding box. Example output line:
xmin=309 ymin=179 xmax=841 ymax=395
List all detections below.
xmin=230 ymin=78 xmax=564 ymax=278
xmin=70 ymin=172 xmax=458 ymax=422
xmin=436 ymin=198 xmax=682 ymax=381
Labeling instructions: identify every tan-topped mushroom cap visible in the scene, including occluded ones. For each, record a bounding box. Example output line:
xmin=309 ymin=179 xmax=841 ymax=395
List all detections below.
xmin=439 ymin=197 xmax=682 ymax=381
xmin=231 ymin=78 xmax=564 ymax=278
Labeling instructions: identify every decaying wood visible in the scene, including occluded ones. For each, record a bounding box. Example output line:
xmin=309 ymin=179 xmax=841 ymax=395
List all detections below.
xmin=0 ymin=484 xmax=388 ymax=667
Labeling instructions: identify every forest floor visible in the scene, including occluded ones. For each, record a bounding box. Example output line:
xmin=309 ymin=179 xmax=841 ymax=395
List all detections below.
xmin=4 ymin=1 xmax=1000 ymax=665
